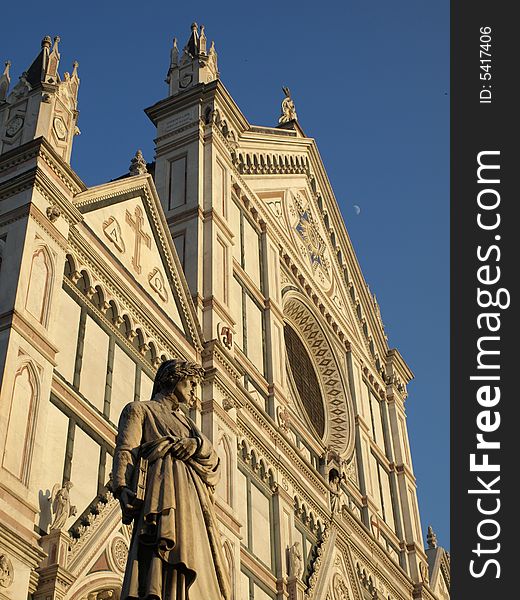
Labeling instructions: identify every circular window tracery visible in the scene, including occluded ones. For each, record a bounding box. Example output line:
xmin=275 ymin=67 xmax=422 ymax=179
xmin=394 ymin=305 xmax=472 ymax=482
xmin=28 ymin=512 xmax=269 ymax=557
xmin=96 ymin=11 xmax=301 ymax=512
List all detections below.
xmin=283 ymin=293 xmax=355 ymax=458
xmin=284 ymin=323 xmax=325 ymax=437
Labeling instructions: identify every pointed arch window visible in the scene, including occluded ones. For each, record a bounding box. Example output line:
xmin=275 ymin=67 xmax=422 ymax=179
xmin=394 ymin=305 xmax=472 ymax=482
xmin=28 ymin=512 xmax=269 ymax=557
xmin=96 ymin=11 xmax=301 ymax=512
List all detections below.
xmin=2 ymin=362 xmax=39 ymax=483
xmin=25 ymin=245 xmax=54 ymax=326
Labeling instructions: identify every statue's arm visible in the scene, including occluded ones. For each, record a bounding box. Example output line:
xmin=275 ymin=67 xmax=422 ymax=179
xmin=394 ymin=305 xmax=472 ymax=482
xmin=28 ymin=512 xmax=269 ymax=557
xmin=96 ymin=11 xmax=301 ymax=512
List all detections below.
xmin=194 ymin=431 xmax=217 ymax=462
xmin=112 ymin=402 xmax=145 ymax=496
xmin=188 ymin=421 xmax=217 ymax=463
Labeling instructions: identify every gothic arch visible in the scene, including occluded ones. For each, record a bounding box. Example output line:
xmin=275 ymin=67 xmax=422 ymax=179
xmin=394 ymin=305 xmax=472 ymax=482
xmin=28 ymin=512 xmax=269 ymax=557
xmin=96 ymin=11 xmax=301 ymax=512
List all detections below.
xmin=216 ymin=430 xmax=233 ymax=506
xmin=283 ymin=291 xmax=355 ymax=458
xmin=1 ymin=359 xmax=40 ymax=483
xmin=25 ymin=243 xmax=55 ymax=326
xmin=68 ymin=573 xmax=122 ymax=600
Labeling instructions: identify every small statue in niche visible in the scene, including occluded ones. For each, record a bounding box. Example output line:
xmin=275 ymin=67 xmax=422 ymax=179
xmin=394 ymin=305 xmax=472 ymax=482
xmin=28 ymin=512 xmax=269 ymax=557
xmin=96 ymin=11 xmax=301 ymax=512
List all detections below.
xmin=329 ymin=468 xmax=345 ymax=514
xmin=279 ymin=86 xmax=298 ymax=124
xmin=287 ymin=541 xmax=303 ymax=579
xmin=49 ymin=481 xmax=77 ymax=531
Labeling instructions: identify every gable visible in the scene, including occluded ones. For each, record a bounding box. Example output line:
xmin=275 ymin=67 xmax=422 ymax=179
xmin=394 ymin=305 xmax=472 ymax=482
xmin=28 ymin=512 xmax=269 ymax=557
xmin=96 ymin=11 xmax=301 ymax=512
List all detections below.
xmin=73 ymin=175 xmax=202 ymax=351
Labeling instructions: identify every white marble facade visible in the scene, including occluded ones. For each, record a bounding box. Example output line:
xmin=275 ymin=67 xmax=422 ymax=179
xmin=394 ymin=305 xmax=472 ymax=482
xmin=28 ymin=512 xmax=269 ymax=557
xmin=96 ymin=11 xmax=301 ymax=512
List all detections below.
xmin=0 ymin=26 xmax=449 ymax=600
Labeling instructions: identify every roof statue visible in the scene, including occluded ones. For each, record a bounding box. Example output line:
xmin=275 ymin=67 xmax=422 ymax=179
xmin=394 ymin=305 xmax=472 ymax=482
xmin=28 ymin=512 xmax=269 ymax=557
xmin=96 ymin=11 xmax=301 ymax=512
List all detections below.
xmin=279 ymin=86 xmax=298 ymax=124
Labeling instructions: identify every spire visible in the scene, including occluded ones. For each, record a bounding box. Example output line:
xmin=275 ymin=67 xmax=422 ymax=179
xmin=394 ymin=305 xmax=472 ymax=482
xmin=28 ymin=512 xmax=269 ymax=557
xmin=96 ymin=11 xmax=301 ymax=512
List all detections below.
xmin=171 ymin=38 xmax=179 ymax=66
xmin=166 ymin=39 xmax=179 ymax=86
xmin=185 ymin=22 xmax=199 ymax=57
xmin=0 ymin=61 xmax=11 ymax=101
xmin=25 ymin=35 xmax=52 ymax=87
xmin=166 ymin=23 xmax=219 ymax=96
xmin=45 ymin=36 xmax=61 ymax=83
xmin=129 ymin=150 xmax=148 ymax=176
xmin=199 ymin=25 xmax=207 ymax=54
xmin=0 ymin=36 xmax=80 ymax=163
xmin=427 ymin=525 xmax=438 ymax=549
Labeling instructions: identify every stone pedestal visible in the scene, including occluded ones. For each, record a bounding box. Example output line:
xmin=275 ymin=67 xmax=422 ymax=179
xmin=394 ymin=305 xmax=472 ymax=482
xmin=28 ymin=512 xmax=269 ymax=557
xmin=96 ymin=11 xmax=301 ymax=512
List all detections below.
xmin=34 ymin=530 xmax=74 ymax=600
xmin=286 ymin=575 xmax=307 ymax=600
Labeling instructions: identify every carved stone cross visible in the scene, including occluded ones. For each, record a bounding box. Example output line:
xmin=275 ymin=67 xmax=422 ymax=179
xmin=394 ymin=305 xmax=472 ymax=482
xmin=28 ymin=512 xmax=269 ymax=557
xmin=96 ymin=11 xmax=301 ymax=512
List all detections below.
xmin=125 ymin=206 xmax=151 ymax=274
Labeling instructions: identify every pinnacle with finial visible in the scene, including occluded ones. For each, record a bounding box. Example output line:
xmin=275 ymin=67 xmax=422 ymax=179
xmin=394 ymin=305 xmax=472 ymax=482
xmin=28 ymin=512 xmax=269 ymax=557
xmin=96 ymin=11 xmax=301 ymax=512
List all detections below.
xmin=129 ymin=150 xmax=148 ymax=176
xmin=52 ymin=36 xmax=60 ymax=55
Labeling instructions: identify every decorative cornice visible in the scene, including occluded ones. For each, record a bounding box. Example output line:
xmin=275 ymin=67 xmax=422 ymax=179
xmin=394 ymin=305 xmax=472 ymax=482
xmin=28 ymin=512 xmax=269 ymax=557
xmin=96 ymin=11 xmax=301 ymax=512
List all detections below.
xmin=0 ymin=137 xmax=86 ymax=194
xmin=0 ymin=308 xmax=58 ymax=365
xmin=232 ymin=150 xmax=310 ymax=176
xmin=33 ymin=168 xmax=83 ymax=226
xmin=202 ymin=338 xmax=243 ymax=382
xmin=0 ymin=523 xmax=46 ymax=568
xmin=0 ymin=168 xmax=37 ymax=201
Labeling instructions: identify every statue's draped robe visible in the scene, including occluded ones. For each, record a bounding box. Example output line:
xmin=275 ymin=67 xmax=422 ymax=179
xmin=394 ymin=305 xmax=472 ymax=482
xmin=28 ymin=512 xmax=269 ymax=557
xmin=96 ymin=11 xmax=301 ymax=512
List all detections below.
xmin=113 ymin=401 xmax=231 ymax=600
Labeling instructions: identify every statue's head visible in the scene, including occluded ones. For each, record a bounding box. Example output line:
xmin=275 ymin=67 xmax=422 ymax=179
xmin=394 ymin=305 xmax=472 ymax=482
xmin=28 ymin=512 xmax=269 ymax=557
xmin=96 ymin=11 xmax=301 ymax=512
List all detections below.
xmin=151 ymin=359 xmax=204 ymax=406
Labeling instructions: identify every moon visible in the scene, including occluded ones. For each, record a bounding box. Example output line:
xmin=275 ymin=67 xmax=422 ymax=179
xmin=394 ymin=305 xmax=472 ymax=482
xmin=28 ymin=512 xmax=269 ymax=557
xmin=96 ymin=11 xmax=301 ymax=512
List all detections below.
xmin=353 ymin=205 xmax=361 ymax=215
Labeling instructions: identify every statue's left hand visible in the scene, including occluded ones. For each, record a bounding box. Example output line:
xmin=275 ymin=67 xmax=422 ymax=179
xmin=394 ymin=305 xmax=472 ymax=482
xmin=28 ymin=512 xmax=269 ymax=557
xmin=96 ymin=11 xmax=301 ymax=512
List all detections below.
xmin=172 ymin=437 xmax=198 ymax=460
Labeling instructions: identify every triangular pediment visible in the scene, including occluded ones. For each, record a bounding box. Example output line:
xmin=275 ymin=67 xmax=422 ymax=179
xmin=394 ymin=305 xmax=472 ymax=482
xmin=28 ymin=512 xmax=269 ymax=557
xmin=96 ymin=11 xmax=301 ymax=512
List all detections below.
xmin=73 ymin=174 xmax=202 ymax=351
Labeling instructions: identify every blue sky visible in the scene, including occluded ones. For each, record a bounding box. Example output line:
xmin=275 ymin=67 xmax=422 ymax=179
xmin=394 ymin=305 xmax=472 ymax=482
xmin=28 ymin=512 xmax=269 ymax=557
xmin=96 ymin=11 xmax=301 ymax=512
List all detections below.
xmin=1 ymin=1 xmax=449 ymax=546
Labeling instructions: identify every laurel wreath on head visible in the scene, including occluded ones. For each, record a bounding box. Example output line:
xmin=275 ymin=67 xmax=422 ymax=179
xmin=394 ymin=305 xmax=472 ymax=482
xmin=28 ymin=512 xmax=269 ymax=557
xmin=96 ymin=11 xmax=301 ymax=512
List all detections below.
xmin=153 ymin=359 xmax=205 ymax=395
xmin=170 ymin=360 xmax=205 ymax=382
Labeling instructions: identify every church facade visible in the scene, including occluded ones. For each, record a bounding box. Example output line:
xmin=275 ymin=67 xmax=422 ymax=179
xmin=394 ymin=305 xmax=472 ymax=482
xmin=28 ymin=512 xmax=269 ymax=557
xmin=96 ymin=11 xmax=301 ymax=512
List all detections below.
xmin=0 ymin=26 xmax=449 ymax=600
